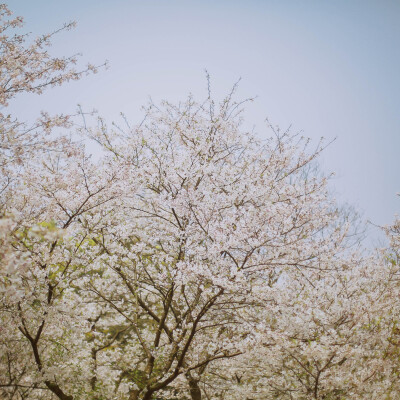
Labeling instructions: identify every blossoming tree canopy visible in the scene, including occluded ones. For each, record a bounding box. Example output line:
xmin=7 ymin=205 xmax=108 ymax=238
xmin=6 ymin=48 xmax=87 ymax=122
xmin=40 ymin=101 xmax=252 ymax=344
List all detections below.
xmin=1 ymin=3 xmax=400 ymax=400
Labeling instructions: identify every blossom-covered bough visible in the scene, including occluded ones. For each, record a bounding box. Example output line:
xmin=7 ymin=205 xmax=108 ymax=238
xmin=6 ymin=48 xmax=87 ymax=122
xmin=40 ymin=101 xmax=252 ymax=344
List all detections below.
xmin=1 ymin=4 xmax=400 ymax=400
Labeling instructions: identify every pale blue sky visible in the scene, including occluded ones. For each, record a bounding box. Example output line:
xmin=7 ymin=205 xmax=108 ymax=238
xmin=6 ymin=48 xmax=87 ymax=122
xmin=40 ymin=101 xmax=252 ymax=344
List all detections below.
xmin=8 ymin=0 xmax=400 ymax=244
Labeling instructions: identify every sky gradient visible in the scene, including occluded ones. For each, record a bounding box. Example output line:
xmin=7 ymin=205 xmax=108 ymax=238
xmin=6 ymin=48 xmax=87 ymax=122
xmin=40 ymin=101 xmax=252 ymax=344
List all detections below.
xmin=9 ymin=0 xmax=400 ymax=244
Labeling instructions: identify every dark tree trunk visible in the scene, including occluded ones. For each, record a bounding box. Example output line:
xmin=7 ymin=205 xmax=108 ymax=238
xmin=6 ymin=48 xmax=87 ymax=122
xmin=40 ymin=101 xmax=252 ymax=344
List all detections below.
xmin=188 ymin=378 xmax=201 ymax=400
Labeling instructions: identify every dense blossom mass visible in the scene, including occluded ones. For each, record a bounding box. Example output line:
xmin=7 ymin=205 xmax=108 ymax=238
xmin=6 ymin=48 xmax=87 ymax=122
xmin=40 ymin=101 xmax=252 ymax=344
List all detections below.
xmin=1 ymin=4 xmax=400 ymax=400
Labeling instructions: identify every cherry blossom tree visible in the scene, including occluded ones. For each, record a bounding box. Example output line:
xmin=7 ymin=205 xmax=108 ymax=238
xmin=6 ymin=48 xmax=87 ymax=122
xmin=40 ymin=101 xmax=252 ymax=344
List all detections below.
xmin=62 ymin=93 xmax=351 ymax=400
xmin=0 ymin=4 xmax=106 ymax=399
xmin=1 ymin=82 xmax=351 ymax=399
xmin=0 ymin=2 xmax=104 ymax=213
xmin=2 ymin=4 xmax=400 ymax=400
